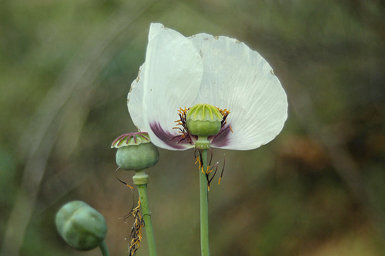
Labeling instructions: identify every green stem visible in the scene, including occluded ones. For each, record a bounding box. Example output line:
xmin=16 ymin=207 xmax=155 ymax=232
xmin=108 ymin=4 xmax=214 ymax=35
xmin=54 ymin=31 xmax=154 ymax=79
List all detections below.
xmin=99 ymin=240 xmax=109 ymax=256
xmin=200 ymin=149 xmax=210 ymax=256
xmin=133 ymin=170 xmax=157 ymax=256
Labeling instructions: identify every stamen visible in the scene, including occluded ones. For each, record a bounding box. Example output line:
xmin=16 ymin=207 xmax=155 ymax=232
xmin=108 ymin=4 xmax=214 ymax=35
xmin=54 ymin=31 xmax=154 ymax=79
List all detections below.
xmin=217 ymin=107 xmax=231 ymax=127
xmin=114 ymin=167 xmax=134 ymax=189
xmin=218 ymin=158 xmax=226 ymax=184
xmin=207 ymin=165 xmax=219 ymax=188
xmin=208 ymin=148 xmax=213 ymax=166
xmin=204 ymin=166 xmax=213 ymax=174
xmin=195 ymin=156 xmax=201 ymax=167
xmin=172 ymin=107 xmax=194 ymax=144
xmin=128 ymin=199 xmax=144 ymax=256
xmin=194 ymin=150 xmax=226 ymax=190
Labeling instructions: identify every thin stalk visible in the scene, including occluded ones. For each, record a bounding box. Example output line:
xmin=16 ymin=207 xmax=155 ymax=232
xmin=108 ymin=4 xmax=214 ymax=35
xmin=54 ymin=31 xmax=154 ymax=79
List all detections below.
xmin=99 ymin=240 xmax=110 ymax=256
xmin=134 ymin=170 xmax=157 ymax=256
xmin=200 ymin=149 xmax=210 ymax=256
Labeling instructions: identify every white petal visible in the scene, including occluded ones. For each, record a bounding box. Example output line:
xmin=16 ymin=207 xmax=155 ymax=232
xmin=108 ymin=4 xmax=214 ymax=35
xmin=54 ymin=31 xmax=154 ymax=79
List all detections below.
xmin=141 ymin=23 xmax=204 ymax=150
xmin=189 ymin=34 xmax=288 ymax=150
xmin=127 ymin=64 xmax=145 ymax=130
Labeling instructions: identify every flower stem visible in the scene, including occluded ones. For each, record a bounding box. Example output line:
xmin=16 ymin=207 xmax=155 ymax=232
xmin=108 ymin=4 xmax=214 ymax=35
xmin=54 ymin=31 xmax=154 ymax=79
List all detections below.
xmin=200 ymin=149 xmax=210 ymax=256
xmin=99 ymin=240 xmax=109 ymax=256
xmin=133 ymin=170 xmax=157 ymax=256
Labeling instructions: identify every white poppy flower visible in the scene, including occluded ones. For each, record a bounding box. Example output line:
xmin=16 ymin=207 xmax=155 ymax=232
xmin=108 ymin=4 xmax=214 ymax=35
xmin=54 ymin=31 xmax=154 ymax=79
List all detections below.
xmin=127 ymin=23 xmax=288 ymax=151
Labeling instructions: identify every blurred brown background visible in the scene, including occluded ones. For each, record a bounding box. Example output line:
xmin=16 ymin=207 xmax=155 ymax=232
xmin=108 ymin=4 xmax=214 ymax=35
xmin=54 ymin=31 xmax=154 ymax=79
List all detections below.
xmin=0 ymin=0 xmax=384 ymax=255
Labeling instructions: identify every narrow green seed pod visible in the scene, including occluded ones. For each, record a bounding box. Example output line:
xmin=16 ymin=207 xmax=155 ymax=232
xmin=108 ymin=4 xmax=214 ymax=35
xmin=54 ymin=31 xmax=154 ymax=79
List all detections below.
xmin=186 ymin=104 xmax=223 ymax=137
xmin=55 ymin=201 xmax=107 ymax=251
xmin=111 ymin=132 xmax=159 ymax=171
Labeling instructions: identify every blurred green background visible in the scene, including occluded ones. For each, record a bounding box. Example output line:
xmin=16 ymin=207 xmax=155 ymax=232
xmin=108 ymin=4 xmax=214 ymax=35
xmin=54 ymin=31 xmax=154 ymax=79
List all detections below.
xmin=1 ymin=0 xmax=384 ymax=255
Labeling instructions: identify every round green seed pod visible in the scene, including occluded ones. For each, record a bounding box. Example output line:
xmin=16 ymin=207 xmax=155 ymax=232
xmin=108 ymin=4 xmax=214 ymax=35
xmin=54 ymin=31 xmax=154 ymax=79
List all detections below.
xmin=55 ymin=201 xmax=107 ymax=251
xmin=116 ymin=143 xmax=158 ymax=170
xmin=186 ymin=104 xmax=223 ymax=137
xmin=111 ymin=132 xmax=159 ymax=171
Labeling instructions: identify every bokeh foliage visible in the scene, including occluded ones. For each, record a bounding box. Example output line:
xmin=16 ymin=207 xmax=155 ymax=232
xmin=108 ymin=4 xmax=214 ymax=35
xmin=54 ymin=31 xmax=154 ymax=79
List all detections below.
xmin=0 ymin=0 xmax=384 ymax=255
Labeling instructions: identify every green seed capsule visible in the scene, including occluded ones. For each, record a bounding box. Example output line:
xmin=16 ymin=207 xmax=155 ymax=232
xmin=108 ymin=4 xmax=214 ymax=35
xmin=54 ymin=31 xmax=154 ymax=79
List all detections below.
xmin=111 ymin=132 xmax=159 ymax=171
xmin=55 ymin=201 xmax=107 ymax=251
xmin=186 ymin=104 xmax=223 ymax=137
xmin=116 ymin=143 xmax=158 ymax=170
